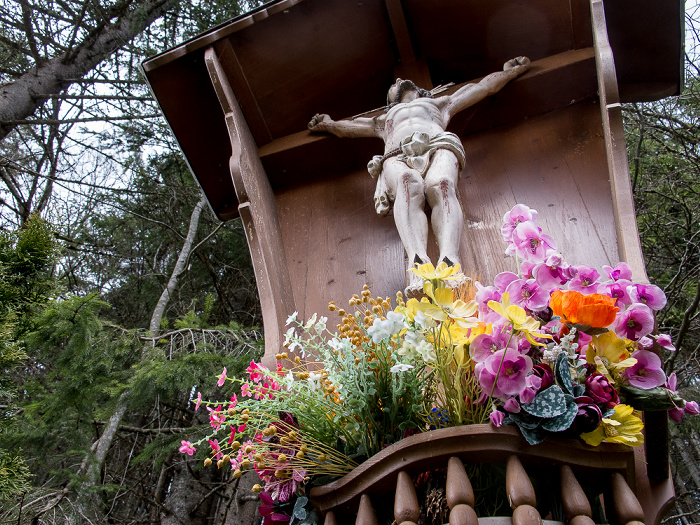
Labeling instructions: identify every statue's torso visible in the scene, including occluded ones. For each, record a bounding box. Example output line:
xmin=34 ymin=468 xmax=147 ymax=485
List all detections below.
xmin=384 ymin=98 xmax=448 ymax=152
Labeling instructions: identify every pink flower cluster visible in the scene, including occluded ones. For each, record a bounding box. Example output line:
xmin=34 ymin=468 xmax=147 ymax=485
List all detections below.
xmin=241 ymin=361 xmax=283 ymax=400
xmin=481 ymin=204 xmax=695 ymax=426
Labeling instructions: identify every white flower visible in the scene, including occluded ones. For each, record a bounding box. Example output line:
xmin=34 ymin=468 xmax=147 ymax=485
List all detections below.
xmin=416 ymin=340 xmax=437 ymax=362
xmin=390 ymin=363 xmax=414 ymax=373
xmin=367 ymin=317 xmax=391 ymax=343
xmin=314 ymin=316 xmax=328 ymax=334
xmin=414 ymin=310 xmax=436 ymax=330
xmin=307 ymin=371 xmax=323 ymax=390
xmin=304 ymin=313 xmax=318 ymax=330
xmin=284 ymin=327 xmax=301 ymax=352
xmin=286 ymin=311 xmax=298 ymax=326
xmin=385 ymin=311 xmax=404 ymax=335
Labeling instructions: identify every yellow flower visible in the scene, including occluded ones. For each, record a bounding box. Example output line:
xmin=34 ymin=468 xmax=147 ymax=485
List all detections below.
xmin=410 ymin=261 xmax=462 ymax=281
xmin=580 ymin=404 xmax=644 ymax=447
xmin=420 ymin=283 xmax=479 ymax=327
xmin=487 ymin=293 xmax=551 ymax=346
xmin=586 ymin=331 xmax=637 ymax=382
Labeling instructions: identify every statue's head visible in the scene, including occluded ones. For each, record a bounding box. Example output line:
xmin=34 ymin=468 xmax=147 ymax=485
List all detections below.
xmin=386 ymin=79 xmax=433 ymax=108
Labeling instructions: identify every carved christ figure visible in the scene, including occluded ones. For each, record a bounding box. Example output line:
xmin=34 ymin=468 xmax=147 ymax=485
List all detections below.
xmin=308 ymin=57 xmax=530 ymax=288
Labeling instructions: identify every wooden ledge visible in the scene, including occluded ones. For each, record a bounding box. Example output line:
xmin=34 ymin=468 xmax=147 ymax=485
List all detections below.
xmin=309 ymin=424 xmax=634 ymax=515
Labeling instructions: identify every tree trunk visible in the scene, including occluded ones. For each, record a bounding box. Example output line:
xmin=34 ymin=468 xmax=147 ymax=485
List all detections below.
xmin=0 ymin=0 xmax=181 ymax=142
xmin=150 ymin=195 xmax=207 ymax=336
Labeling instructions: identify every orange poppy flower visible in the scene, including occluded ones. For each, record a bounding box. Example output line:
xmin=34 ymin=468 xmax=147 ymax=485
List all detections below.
xmin=550 ymin=290 xmax=619 ymax=328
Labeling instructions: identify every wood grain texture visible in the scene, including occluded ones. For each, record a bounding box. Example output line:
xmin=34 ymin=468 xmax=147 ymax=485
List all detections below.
xmin=204 ymin=47 xmax=296 ymax=365
xmin=275 ymin=169 xmax=405 ymax=323
xmin=589 ymin=0 xmax=647 ymax=283
xmin=446 ymin=456 xmax=475 ymax=508
xmin=459 ymin=100 xmax=619 ymax=284
xmin=309 ymin=425 xmax=634 ymax=515
xmin=560 ymin=465 xmax=592 ymax=520
xmin=611 ymin=472 xmax=646 ymax=524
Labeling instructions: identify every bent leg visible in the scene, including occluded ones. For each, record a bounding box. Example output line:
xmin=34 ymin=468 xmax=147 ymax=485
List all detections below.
xmin=382 ymin=158 xmax=430 ymax=269
xmin=424 ymin=150 xmax=463 ymax=267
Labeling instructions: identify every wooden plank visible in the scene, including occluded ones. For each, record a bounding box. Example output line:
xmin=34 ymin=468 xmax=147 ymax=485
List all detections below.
xmin=204 ymin=46 xmax=296 ymax=366
xmin=259 ymin=49 xmax=596 ymax=160
xmin=589 ymin=0 xmax=647 ymax=283
xmin=309 ymin=424 xmax=634 ymax=515
xmin=459 ymin=100 xmax=619 ymax=285
xmin=384 ymin=0 xmax=432 ymax=90
xmin=214 ymin=39 xmax=274 ymax=145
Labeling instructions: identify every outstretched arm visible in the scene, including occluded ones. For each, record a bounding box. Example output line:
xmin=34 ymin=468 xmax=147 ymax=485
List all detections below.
xmin=308 ymin=114 xmax=384 ymax=139
xmin=444 ymin=56 xmax=530 ymax=119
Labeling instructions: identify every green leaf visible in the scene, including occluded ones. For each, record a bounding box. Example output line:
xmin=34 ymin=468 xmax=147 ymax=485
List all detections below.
xmin=521 ymin=385 xmax=567 ymax=418
xmin=541 ymin=395 xmax=577 ymax=432
xmin=555 ymin=353 xmax=574 ymax=396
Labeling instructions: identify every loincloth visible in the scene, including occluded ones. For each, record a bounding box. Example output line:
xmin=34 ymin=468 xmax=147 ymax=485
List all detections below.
xmin=367 ymin=131 xmax=466 ymax=215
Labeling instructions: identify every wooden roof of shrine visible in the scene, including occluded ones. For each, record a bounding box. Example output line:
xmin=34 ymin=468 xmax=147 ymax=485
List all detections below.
xmin=142 ymin=0 xmax=683 ymax=221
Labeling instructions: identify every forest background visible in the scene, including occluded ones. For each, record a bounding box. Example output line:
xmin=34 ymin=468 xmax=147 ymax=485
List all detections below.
xmin=0 ymin=0 xmax=698 ymax=524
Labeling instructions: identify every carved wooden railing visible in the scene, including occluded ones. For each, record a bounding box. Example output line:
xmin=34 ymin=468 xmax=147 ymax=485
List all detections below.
xmin=309 ymin=425 xmax=648 ymax=525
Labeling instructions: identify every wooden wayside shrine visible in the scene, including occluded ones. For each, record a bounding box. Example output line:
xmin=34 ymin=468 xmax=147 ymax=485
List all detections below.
xmin=142 ymin=0 xmax=684 ymax=523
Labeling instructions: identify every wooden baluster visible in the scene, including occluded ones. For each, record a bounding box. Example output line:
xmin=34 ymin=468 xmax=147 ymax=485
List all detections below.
xmin=505 ymin=455 xmax=542 ymax=525
xmin=323 ymin=510 xmax=338 ymax=525
xmin=446 ymin=457 xmax=478 ymax=525
xmin=356 ymin=493 xmax=380 ymax=525
xmin=560 ymin=465 xmax=595 ymax=525
xmin=611 ymin=472 xmax=645 ymax=525
xmin=394 ymin=470 xmax=420 ymax=525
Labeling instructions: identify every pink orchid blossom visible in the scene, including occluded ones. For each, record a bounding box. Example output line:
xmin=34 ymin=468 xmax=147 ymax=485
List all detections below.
xmin=494 ymin=272 xmax=519 ymax=293
xmin=505 ymin=278 xmax=550 ymax=311
xmin=470 ymin=322 xmax=518 ymax=363
xmin=519 ymin=375 xmax=542 ymax=405
xmin=614 ymin=303 xmax=655 ymax=341
xmin=512 ymin=222 xmax=557 ymax=263
xmin=532 ymin=254 xmax=577 ymax=291
xmin=627 ymin=284 xmax=667 ymax=311
xmin=504 ymin=397 xmax=521 ymax=413
xmin=475 ymin=349 xmax=533 ymax=399
xmin=258 ymin=491 xmax=291 ymax=525
xmin=637 ymin=336 xmax=654 ymax=350
xmin=598 ymin=279 xmax=632 ymax=306
xmin=217 ymin=367 xmax=227 ymax=387
xmin=501 ymin=204 xmax=539 ymax=243
xmin=567 ymin=265 xmax=601 ymax=294
xmin=490 ymin=409 xmax=505 ymax=427
xmin=624 ymin=350 xmax=666 ymax=390
xmin=520 ymin=260 xmax=536 ymax=279
xmin=474 ymin=282 xmax=502 ymax=323
xmin=602 ymin=262 xmax=633 ymax=281
xmin=657 ymin=334 xmax=676 ymax=352
xmin=179 ymin=440 xmax=196 ymax=455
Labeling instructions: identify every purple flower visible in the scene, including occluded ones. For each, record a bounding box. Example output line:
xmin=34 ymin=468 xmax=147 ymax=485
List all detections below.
xmin=476 ymin=349 xmax=533 ymax=399
xmin=505 ymin=278 xmax=550 ymax=311
xmin=585 ymin=373 xmax=619 ymax=408
xmin=519 ymin=375 xmax=542 ymax=405
xmin=666 ymin=373 xmax=697 ymax=422
xmin=258 ymin=492 xmax=291 ymax=525
xmin=494 ymin=272 xmax=519 ymax=293
xmin=598 ymin=280 xmax=632 ymax=306
xmin=657 ymin=334 xmax=676 ymax=352
xmin=502 ymin=204 xmax=539 ymax=243
xmin=614 ymin=303 xmax=655 ymax=341
xmin=624 ymin=350 xmax=666 ymax=390
xmin=571 ymin=396 xmax=603 ymax=433
xmin=470 ymin=322 xmax=518 ymax=363
xmin=568 ymin=265 xmax=601 ymax=294
xmin=474 ymin=282 xmax=502 ymax=323
xmin=512 ymin=222 xmax=557 ymax=263
xmin=637 ymin=336 xmax=654 ymax=350
xmin=532 ymin=364 xmax=554 ymax=391
xmin=533 ymin=255 xmax=577 ymax=291
xmin=504 ymin=397 xmax=521 ymax=413
xmin=603 ymin=262 xmax=633 ymax=282
xmin=490 ymin=408 xmax=505 ymax=427
xmin=627 ymin=284 xmax=667 ymax=311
